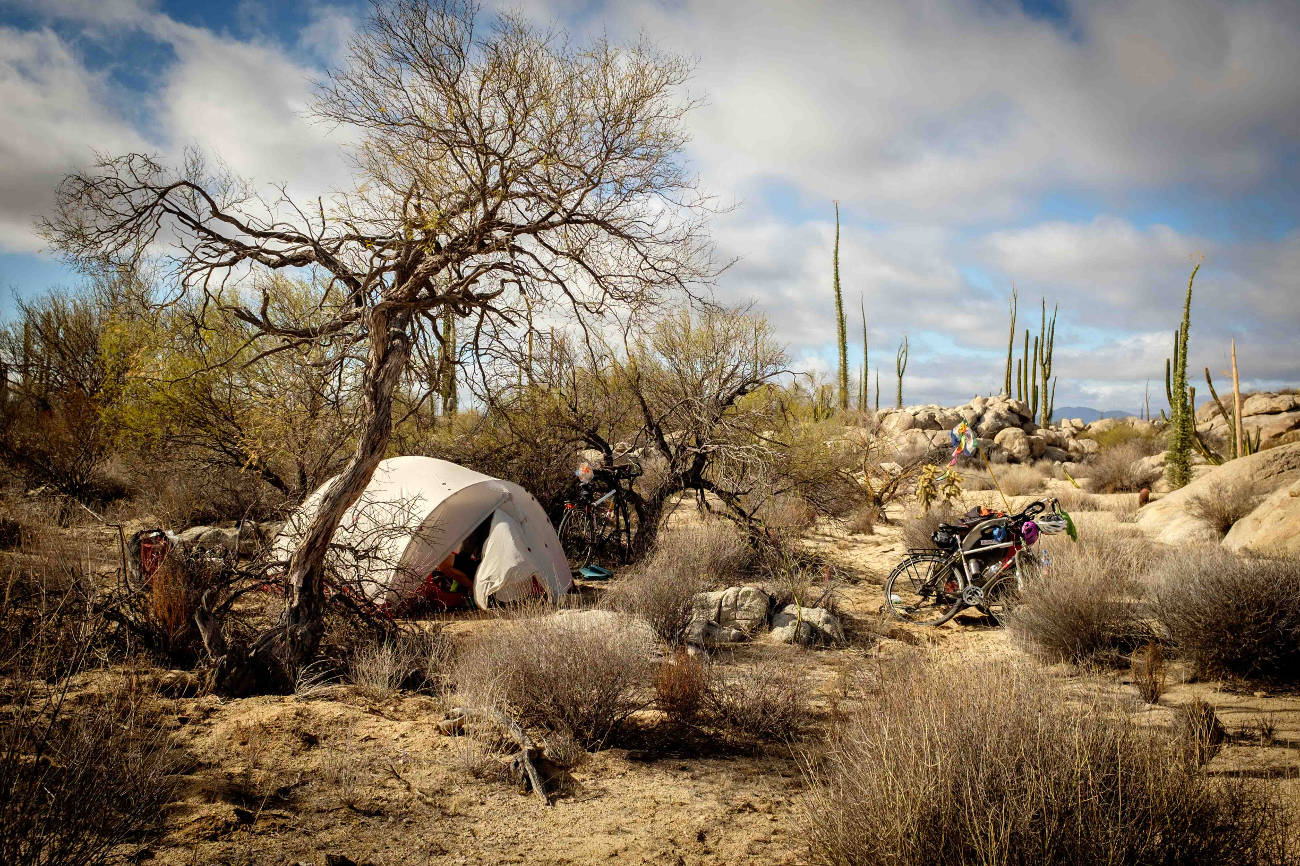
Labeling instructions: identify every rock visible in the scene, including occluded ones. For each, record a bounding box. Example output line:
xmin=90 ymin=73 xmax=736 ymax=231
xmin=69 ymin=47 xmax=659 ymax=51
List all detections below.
xmin=891 ymin=429 xmax=935 ymax=464
xmin=976 ymin=408 xmax=1020 ymax=438
xmin=968 ymin=395 xmax=988 ymax=417
xmin=1042 ymin=446 xmax=1070 ymax=463
xmin=1026 ymin=434 xmax=1047 ymax=459
xmin=993 ymin=427 xmax=1031 ymax=462
xmin=155 ymin=670 xmax=200 ymax=698
xmin=927 ymin=430 xmax=952 ymax=448
xmin=688 ymin=585 xmax=771 ymax=645
xmin=1067 ymin=438 xmax=1099 ymax=456
xmin=548 ymin=609 xmax=657 ymax=650
xmin=1242 ymin=393 xmax=1300 ymax=416
xmin=768 ymin=605 xmax=845 ymax=646
xmin=1249 ymin=410 xmax=1300 ymax=445
xmin=1136 ymin=442 xmax=1300 ymax=546
xmin=880 ymin=411 xmax=916 ymax=434
xmin=1222 ymin=478 xmax=1300 ymax=557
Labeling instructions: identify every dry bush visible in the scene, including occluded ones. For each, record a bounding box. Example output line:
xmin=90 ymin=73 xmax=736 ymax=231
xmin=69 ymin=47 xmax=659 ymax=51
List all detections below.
xmin=1087 ymin=441 xmax=1162 ymax=493
xmin=901 ymin=503 xmax=959 ymax=551
xmin=1052 ymin=485 xmax=1099 ymax=512
xmin=1131 ymin=641 xmax=1166 ymax=704
xmin=1088 ymin=424 xmax=1163 ymax=454
xmin=348 ymin=640 xmax=408 ymax=699
xmin=454 ymin=617 xmax=651 ymax=749
xmin=655 ymin=650 xmax=709 ymax=725
xmin=608 ymin=521 xmax=752 ymax=646
xmin=755 ymin=493 xmax=818 ymax=538
xmin=704 ymin=658 xmax=810 ymax=742
xmin=1153 ymin=548 xmax=1300 ymax=684
xmin=1008 ymin=533 xmax=1155 ymax=665
xmin=995 ymin=464 xmax=1047 ymax=496
xmin=1187 ymin=480 xmax=1262 ymax=535
xmin=1 ymin=606 xmax=182 ymax=866
xmin=1176 ymin=697 xmax=1227 ymax=767
xmin=803 ymin=655 xmax=1294 ymax=866
xmin=843 ymin=504 xmax=876 ymax=536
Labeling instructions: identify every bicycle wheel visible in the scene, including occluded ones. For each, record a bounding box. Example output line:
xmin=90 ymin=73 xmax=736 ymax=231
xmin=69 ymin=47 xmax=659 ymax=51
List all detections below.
xmin=884 ymin=552 xmax=963 ymax=626
xmin=980 ymin=575 xmax=1021 ymax=625
xmin=557 ymin=508 xmax=596 ymax=567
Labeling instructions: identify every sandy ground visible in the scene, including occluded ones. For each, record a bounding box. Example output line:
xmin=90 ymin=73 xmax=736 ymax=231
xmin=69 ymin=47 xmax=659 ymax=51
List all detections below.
xmin=32 ymin=490 xmax=1300 ymax=864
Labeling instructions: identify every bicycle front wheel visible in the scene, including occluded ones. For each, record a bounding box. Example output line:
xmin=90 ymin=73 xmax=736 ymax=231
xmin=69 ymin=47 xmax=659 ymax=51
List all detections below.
xmin=980 ymin=575 xmax=1021 ymax=625
xmin=557 ymin=508 xmax=596 ymax=567
xmin=885 ymin=552 xmax=962 ymax=626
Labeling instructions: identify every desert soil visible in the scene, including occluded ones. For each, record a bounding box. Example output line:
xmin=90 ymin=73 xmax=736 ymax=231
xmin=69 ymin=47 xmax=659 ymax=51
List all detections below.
xmin=54 ymin=491 xmax=1300 ymax=865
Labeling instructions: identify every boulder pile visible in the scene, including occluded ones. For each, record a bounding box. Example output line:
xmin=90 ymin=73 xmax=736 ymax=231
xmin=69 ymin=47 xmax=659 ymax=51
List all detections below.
xmin=1196 ymin=392 xmax=1300 ymax=452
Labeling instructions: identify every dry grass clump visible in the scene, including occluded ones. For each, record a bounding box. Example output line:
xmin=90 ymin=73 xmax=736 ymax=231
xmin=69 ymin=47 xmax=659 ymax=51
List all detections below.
xmin=454 ymin=616 xmax=650 ymax=749
xmin=995 ymin=463 xmax=1048 ymax=496
xmin=1187 ymin=480 xmax=1262 ymax=535
xmin=1087 ymin=441 xmax=1162 ymax=493
xmin=655 ymin=649 xmax=709 ymax=725
xmin=843 ymin=504 xmax=877 ymax=535
xmin=704 ymin=658 xmax=810 ymax=742
xmin=347 ymin=627 xmax=458 ymax=699
xmin=1131 ymin=641 xmax=1166 ymax=704
xmin=1175 ymin=697 xmax=1227 ymax=767
xmin=1051 ymin=485 xmax=1099 ymax=511
xmin=1008 ymin=533 xmax=1155 ymax=665
xmin=1153 ymin=548 xmax=1300 ymax=685
xmin=609 ymin=520 xmax=753 ymax=646
xmin=901 ymin=503 xmax=959 ymax=551
xmin=802 ymin=656 xmax=1294 ymax=866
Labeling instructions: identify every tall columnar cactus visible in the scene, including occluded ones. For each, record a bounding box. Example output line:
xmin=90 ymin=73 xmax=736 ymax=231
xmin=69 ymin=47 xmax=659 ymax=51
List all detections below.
xmin=1038 ymin=299 xmax=1057 ymax=426
xmin=833 ymin=202 xmax=848 ymax=411
xmin=1004 ymin=286 xmax=1017 ymax=396
xmin=859 ymin=296 xmax=869 ymax=410
xmin=440 ymin=313 xmax=458 ymax=417
xmin=895 ymin=336 xmax=909 ymax=409
xmin=1165 ymin=264 xmax=1199 ymax=489
xmin=875 ymin=370 xmax=880 ymax=412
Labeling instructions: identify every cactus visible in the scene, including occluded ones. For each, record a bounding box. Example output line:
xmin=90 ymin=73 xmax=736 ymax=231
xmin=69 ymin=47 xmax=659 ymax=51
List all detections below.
xmin=440 ymin=314 xmax=458 ymax=417
xmin=1038 ymin=299 xmax=1057 ymax=426
xmin=1165 ymin=265 xmax=1199 ymax=489
xmin=859 ymin=296 xmax=869 ymax=411
xmin=1004 ymin=286 xmax=1017 ymax=396
xmin=875 ymin=369 xmax=880 ymax=412
xmin=895 ymin=336 xmax=909 ymax=409
xmin=833 ymin=202 xmax=848 ymax=411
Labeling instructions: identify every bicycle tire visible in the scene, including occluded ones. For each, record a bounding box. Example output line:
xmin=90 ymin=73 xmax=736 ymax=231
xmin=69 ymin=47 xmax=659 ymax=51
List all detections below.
xmin=884 ymin=551 xmax=963 ymax=626
xmin=557 ymin=508 xmax=596 ymax=567
xmin=980 ymin=575 xmax=1021 ymax=625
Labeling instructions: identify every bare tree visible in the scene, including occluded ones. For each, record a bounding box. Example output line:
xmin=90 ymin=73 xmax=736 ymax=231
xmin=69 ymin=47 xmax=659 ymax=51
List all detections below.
xmin=42 ymin=0 xmax=714 ymax=693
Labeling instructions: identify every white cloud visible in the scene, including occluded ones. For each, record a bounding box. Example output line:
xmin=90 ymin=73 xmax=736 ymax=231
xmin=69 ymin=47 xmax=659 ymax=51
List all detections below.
xmin=0 ymin=26 xmax=145 ymax=252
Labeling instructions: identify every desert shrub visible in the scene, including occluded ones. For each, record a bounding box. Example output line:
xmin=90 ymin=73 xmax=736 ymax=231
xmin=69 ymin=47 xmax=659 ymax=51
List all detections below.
xmin=901 ymin=503 xmax=959 ymax=551
xmin=1087 ymin=424 xmax=1163 ymax=454
xmin=1131 ymin=641 xmax=1166 ymax=704
xmin=655 ymin=650 xmax=708 ymax=725
xmin=995 ymin=464 xmax=1047 ymax=496
xmin=1008 ymin=533 xmax=1154 ymax=664
xmin=843 ymin=504 xmax=876 ymax=535
xmin=1152 ymin=548 xmax=1300 ymax=684
xmin=348 ymin=640 xmax=408 ymax=699
xmin=1051 ymin=485 xmax=1099 ymax=512
xmin=454 ymin=616 xmax=651 ymax=749
xmin=1187 ymin=480 xmax=1262 ymax=535
xmin=755 ymin=493 xmax=818 ymax=538
xmin=704 ymin=658 xmax=810 ymax=742
xmin=803 ymin=655 xmax=1293 ymax=866
xmin=1087 ymin=441 xmax=1162 ymax=493
xmin=1175 ymin=697 xmax=1227 ymax=767
xmin=609 ymin=521 xmax=752 ymax=646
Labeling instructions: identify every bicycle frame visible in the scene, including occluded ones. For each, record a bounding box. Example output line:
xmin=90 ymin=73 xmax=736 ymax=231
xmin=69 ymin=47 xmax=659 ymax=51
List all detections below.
xmin=942 ymin=516 xmax=1034 ymax=599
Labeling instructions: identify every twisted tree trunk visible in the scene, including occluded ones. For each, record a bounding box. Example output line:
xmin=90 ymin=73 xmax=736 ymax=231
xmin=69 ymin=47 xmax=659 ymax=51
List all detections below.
xmin=206 ymin=309 xmax=412 ymax=695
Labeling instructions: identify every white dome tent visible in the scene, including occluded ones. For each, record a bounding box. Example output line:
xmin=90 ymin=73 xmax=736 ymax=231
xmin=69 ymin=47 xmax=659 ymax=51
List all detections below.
xmin=273 ymin=456 xmax=572 ymax=609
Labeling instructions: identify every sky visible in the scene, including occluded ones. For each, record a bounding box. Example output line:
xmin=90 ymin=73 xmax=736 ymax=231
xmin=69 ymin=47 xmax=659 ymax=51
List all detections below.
xmin=0 ymin=0 xmax=1296 ymax=411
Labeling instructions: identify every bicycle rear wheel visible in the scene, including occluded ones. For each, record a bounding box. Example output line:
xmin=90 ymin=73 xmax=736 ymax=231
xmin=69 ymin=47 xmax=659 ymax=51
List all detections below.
xmin=885 ymin=552 xmax=963 ymax=626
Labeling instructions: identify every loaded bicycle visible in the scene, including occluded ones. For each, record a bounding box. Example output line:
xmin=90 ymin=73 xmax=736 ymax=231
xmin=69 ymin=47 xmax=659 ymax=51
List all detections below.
xmin=557 ymin=459 xmax=642 ymax=568
xmin=884 ymin=498 xmax=1070 ymax=626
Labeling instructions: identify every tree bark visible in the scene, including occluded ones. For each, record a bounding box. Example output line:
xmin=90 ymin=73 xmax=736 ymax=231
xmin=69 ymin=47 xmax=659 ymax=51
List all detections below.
xmin=207 ymin=309 xmax=411 ymax=695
